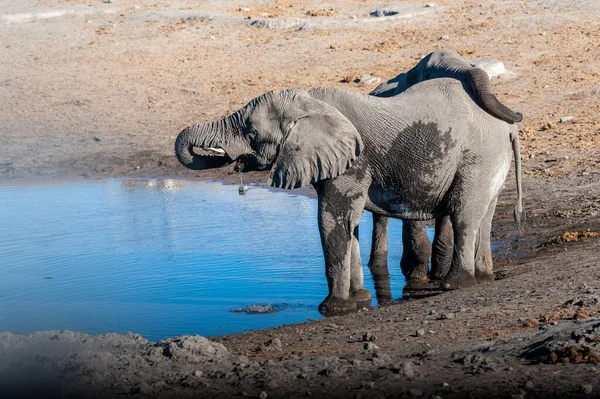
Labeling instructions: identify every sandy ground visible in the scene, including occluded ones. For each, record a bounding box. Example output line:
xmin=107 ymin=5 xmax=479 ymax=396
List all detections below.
xmin=1 ymin=0 xmax=600 ymax=397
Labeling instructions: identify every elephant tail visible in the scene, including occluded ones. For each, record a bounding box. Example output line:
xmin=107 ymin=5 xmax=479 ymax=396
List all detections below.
xmin=511 ymin=130 xmax=526 ymax=230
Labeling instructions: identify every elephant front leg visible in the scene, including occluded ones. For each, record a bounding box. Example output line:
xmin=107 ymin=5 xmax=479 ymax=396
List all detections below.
xmin=316 ymin=191 xmax=366 ymax=317
xmin=349 ymin=224 xmax=372 ymax=308
xmin=430 ymin=215 xmax=453 ymax=281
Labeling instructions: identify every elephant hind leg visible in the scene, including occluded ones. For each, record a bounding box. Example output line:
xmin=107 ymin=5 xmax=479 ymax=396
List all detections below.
xmin=474 ymin=197 xmax=498 ymax=283
xmin=367 ymin=214 xmax=392 ymax=304
xmin=400 ymin=220 xmax=431 ymax=281
xmin=430 ymin=215 xmax=453 ymax=281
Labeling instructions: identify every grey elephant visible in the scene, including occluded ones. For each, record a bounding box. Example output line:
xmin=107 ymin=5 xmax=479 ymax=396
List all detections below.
xmin=175 ymin=78 xmax=524 ymax=316
xmin=366 ymin=50 xmax=523 ymax=300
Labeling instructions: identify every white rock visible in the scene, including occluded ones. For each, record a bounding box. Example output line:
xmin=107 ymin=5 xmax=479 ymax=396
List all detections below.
xmin=559 ymin=116 xmax=574 ymax=123
xmin=470 ymin=57 xmax=506 ymax=78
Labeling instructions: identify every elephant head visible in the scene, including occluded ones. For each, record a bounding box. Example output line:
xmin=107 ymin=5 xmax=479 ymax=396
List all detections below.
xmin=175 ymin=89 xmax=363 ymax=189
xmin=372 ymin=50 xmax=522 ymax=124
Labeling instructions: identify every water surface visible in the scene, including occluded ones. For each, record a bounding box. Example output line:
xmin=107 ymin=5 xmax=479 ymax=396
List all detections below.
xmin=0 ymin=179 xmax=432 ymax=341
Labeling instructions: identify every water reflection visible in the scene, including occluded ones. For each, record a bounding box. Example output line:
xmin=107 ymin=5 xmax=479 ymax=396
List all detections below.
xmin=0 ymin=179 xmax=433 ymax=341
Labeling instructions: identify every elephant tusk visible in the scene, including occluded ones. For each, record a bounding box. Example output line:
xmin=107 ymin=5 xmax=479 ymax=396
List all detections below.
xmin=206 ymin=147 xmax=226 ymax=156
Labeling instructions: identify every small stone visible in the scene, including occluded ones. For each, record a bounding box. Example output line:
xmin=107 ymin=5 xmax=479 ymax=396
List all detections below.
xmin=442 ymin=382 xmax=449 ymax=387
xmin=362 ymin=332 xmax=377 ymax=342
xmin=403 ymin=362 xmax=415 ymax=379
xmin=559 ymin=116 xmax=574 ymax=123
xmin=135 ymin=166 xmax=141 ymax=170
xmin=356 ymin=74 xmax=380 ymax=86
xmin=429 ymin=310 xmax=437 ymax=315
xmin=416 ymin=329 xmax=425 ymax=337
xmin=425 ymin=3 xmax=435 ymax=7
xmin=329 ymin=44 xmax=336 ymax=49
xmin=370 ymin=9 xmax=399 ymax=17
xmin=238 ymin=7 xmax=250 ymax=12
xmin=362 ymin=381 xmax=375 ymax=390
xmin=555 ymin=155 xmax=569 ymax=162
xmin=363 ymin=342 xmax=379 ymax=350
xmin=259 ymin=391 xmax=268 ymax=399
xmin=439 ymin=35 xmax=450 ymax=41
xmin=409 ymin=388 xmax=423 ymax=397
xmin=193 ymin=370 xmax=203 ymax=377
xmin=581 ymin=385 xmax=593 ymax=394
xmin=439 ymin=312 xmax=455 ymax=320
xmin=432 ymin=396 xmax=442 ymax=399
xmin=105 ymin=0 xmax=114 ymax=3
xmin=525 ymin=381 xmax=534 ymax=389
xmin=543 ymin=84 xmax=550 ymax=88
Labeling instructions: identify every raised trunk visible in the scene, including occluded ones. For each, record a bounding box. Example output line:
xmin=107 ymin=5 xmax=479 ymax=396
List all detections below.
xmin=174 ymin=111 xmax=247 ymax=170
xmin=466 ymin=68 xmax=523 ymax=124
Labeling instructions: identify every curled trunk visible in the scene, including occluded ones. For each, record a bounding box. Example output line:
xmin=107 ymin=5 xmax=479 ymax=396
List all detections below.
xmin=466 ymin=68 xmax=523 ymax=124
xmin=174 ymin=112 xmax=247 ymax=170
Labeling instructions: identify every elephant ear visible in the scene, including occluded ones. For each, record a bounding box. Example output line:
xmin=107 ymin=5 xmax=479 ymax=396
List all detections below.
xmin=268 ymin=92 xmax=363 ymax=189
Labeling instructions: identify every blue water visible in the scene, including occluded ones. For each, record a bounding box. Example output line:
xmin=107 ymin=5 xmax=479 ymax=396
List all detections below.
xmin=0 ymin=179 xmax=433 ymax=341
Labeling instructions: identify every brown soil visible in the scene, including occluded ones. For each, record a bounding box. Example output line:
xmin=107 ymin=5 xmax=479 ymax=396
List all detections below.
xmin=1 ymin=0 xmax=599 ymax=398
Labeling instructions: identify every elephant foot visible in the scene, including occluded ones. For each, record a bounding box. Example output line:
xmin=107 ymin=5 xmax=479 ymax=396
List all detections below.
xmin=475 ymin=272 xmax=495 ymax=284
xmin=350 ymin=288 xmax=372 ymax=308
xmin=440 ymin=269 xmax=478 ymax=291
xmin=404 ymin=277 xmax=432 ymax=292
xmin=318 ymin=296 xmax=357 ymax=317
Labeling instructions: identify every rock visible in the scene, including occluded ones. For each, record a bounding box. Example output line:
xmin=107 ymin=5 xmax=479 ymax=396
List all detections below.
xmin=559 ymin=116 xmax=574 ymax=123
xmin=363 ymin=342 xmax=379 ymax=350
xmin=403 ymin=362 xmax=415 ymax=379
xmin=409 ymin=388 xmax=423 ymax=397
xmin=470 ymin=58 xmax=506 ymax=78
xmin=581 ymin=385 xmax=593 ymax=394
xmin=362 ymin=332 xmax=377 ymax=342
xmin=155 ymin=335 xmax=232 ymax=364
xmin=356 ymin=74 xmax=381 ymax=86
xmin=362 ymin=381 xmax=375 ymax=390
xmin=250 ymin=18 xmax=306 ymax=30
xmin=259 ymin=391 xmax=268 ymax=399
xmin=262 ymin=337 xmax=282 ymax=352
xmin=416 ymin=329 xmax=426 ymax=337
xmin=370 ymin=9 xmax=399 ymax=17
xmin=425 ymin=3 xmax=435 ymax=7
xmin=439 ymin=35 xmax=450 ymax=41
xmin=193 ymin=370 xmax=203 ymax=377
xmin=439 ymin=312 xmax=455 ymax=320
xmin=525 ymin=380 xmax=534 ymax=389
xmin=238 ymin=7 xmax=250 ymax=12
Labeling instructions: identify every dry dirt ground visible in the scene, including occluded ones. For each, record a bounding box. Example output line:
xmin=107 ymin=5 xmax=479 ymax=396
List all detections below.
xmin=1 ymin=0 xmax=600 ymax=398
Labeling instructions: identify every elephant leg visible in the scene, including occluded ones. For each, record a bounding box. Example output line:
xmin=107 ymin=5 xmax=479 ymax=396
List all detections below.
xmin=474 ymin=197 xmax=498 ymax=283
xmin=316 ymin=187 xmax=366 ymax=316
xmin=441 ymin=206 xmax=486 ymax=290
xmin=349 ymin=224 xmax=372 ymax=308
xmin=430 ymin=215 xmax=453 ymax=281
xmin=400 ymin=220 xmax=431 ymax=282
xmin=367 ymin=214 xmax=392 ymax=304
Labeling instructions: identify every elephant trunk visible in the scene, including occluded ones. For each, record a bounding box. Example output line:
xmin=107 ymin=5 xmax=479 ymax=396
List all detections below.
xmin=174 ymin=112 xmax=247 ymax=170
xmin=466 ymin=68 xmax=523 ymax=124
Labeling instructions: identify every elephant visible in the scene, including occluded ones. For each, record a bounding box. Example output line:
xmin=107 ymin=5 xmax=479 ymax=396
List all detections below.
xmin=367 ymin=50 xmax=523 ymax=299
xmin=174 ymin=78 xmax=525 ymax=316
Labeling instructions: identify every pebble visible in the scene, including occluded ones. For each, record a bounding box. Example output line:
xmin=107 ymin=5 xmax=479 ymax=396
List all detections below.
xmin=416 ymin=328 xmax=426 ymax=337
xmin=439 ymin=35 xmax=450 ymax=41
xmin=525 ymin=380 xmax=534 ymax=389
xmin=260 ymin=391 xmax=268 ymax=399
xmin=363 ymin=342 xmax=379 ymax=350
xmin=403 ymin=362 xmax=415 ymax=379
xmin=559 ymin=116 xmax=574 ymax=123
xmin=555 ymin=155 xmax=569 ymax=162
xmin=370 ymin=9 xmax=399 ymax=17
xmin=362 ymin=381 xmax=375 ymax=390
xmin=356 ymin=74 xmax=381 ymax=86
xmin=409 ymin=388 xmax=423 ymax=397
xmin=238 ymin=7 xmax=250 ymax=12
xmin=425 ymin=3 xmax=435 ymax=7
xmin=105 ymin=0 xmax=114 ymax=3
xmin=193 ymin=370 xmax=203 ymax=377
xmin=439 ymin=312 xmax=455 ymax=320
xmin=581 ymin=384 xmax=593 ymax=394
xmin=442 ymin=382 xmax=449 ymax=387
xmin=362 ymin=332 xmax=377 ymax=342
